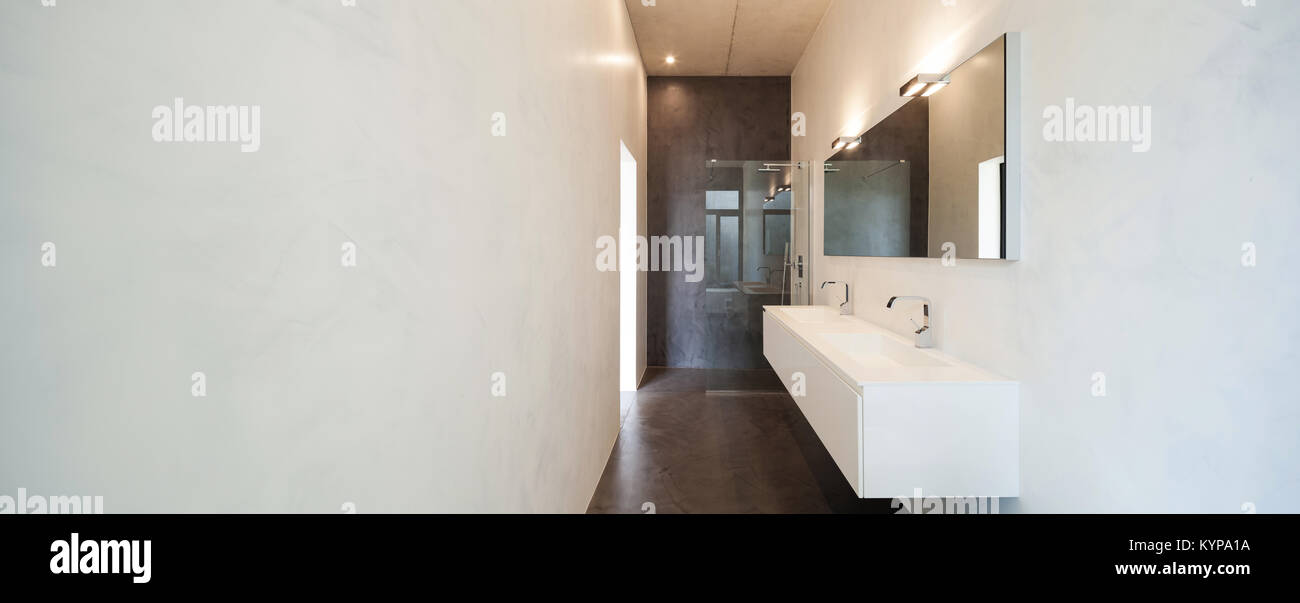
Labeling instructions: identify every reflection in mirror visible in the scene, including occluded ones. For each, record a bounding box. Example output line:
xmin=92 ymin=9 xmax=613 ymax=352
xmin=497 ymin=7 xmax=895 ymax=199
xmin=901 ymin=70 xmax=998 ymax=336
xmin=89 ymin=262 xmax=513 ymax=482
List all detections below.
xmin=764 ymin=191 xmax=791 ymax=256
xmin=825 ymin=160 xmax=909 ymax=257
xmin=823 ymin=34 xmax=1019 ymax=260
xmin=825 ymin=96 xmax=930 ymax=258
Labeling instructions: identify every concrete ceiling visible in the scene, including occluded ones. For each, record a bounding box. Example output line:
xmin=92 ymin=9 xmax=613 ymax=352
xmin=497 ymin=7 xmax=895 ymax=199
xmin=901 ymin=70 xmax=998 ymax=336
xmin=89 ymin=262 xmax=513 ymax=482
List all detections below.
xmin=624 ymin=0 xmax=832 ymax=76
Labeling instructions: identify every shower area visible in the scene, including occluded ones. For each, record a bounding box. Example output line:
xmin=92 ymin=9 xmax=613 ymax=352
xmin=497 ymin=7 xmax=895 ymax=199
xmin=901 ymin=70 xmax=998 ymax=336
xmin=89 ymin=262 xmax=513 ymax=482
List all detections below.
xmin=702 ymin=160 xmax=812 ymax=392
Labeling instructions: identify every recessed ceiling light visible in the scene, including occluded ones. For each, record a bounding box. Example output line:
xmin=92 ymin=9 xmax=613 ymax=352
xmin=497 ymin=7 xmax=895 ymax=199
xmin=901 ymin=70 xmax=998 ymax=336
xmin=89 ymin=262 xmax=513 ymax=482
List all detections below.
xmin=665 ymin=56 xmax=676 ymax=64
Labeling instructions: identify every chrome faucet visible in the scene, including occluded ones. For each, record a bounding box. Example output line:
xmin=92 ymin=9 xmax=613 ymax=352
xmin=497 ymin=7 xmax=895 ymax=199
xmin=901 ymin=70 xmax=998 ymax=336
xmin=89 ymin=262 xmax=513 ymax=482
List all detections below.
xmin=886 ymin=296 xmax=934 ymax=348
xmin=821 ymin=281 xmax=851 ymax=315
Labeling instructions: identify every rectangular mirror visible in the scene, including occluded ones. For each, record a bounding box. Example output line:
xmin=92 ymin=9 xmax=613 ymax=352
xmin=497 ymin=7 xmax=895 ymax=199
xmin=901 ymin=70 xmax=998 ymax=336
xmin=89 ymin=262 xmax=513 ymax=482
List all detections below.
xmin=824 ymin=33 xmax=1021 ymax=260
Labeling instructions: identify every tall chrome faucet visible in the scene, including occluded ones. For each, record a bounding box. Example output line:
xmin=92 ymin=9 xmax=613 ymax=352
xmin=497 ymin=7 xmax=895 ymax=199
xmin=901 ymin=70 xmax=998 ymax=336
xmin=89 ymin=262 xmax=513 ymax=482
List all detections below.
xmin=821 ymin=281 xmax=851 ymax=315
xmin=886 ymin=296 xmax=934 ymax=348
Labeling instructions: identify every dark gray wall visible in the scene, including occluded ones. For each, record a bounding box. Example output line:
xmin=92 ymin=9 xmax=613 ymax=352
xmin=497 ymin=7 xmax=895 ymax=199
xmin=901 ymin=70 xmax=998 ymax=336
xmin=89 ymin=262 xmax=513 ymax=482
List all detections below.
xmin=647 ymin=77 xmax=790 ymax=368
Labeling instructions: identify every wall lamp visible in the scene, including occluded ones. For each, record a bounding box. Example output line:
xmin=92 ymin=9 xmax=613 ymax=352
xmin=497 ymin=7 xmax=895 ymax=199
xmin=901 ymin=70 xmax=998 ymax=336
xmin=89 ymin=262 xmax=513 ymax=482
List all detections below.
xmin=832 ymin=136 xmax=861 ymax=151
xmin=900 ymin=73 xmax=951 ymax=97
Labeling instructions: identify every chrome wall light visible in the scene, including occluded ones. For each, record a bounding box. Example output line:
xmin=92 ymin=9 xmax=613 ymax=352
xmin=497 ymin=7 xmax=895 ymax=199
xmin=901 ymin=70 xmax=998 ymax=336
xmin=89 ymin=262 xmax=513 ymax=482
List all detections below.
xmin=900 ymin=73 xmax=951 ymax=97
xmin=831 ymin=136 xmax=861 ymax=151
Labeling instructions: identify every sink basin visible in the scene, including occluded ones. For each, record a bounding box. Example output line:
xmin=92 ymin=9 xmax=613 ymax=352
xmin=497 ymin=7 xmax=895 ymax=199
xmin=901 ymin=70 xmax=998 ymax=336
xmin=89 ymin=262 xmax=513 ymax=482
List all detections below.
xmin=734 ymin=281 xmax=782 ymax=295
xmin=820 ymin=333 xmax=950 ymax=369
xmin=777 ymin=306 xmax=843 ymax=324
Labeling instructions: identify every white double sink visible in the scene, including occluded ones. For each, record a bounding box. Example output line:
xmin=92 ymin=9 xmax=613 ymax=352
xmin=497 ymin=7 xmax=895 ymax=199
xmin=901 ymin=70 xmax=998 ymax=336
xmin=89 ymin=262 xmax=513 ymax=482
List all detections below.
xmin=763 ymin=305 xmax=1019 ymax=500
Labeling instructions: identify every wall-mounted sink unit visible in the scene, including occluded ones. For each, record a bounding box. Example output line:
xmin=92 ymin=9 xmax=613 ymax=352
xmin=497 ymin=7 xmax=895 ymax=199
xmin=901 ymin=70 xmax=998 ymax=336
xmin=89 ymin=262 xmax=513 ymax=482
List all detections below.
xmin=763 ymin=305 xmax=1019 ymax=499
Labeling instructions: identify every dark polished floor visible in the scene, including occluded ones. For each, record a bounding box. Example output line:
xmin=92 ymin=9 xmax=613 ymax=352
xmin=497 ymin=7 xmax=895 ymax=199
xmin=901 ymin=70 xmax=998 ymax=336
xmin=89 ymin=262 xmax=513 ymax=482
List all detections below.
xmin=637 ymin=366 xmax=787 ymax=393
xmin=588 ymin=368 xmax=894 ymax=514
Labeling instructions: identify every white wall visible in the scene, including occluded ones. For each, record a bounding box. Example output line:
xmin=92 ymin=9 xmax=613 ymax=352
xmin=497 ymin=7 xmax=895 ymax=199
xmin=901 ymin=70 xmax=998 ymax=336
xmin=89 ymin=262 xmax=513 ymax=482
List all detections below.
xmin=793 ymin=0 xmax=1300 ymax=512
xmin=0 ymin=0 xmax=647 ymax=513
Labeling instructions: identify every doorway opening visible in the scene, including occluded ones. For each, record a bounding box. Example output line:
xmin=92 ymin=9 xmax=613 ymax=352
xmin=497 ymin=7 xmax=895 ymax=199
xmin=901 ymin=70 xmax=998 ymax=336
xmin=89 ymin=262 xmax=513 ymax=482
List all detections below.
xmin=619 ymin=141 xmax=638 ymax=422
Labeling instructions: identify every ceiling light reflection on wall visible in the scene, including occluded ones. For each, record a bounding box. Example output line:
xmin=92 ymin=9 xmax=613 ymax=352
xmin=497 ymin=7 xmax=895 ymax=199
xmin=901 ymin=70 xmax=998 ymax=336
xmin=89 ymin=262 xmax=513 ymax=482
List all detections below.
xmin=665 ymin=55 xmax=676 ymax=64
xmin=900 ymin=74 xmax=950 ymax=97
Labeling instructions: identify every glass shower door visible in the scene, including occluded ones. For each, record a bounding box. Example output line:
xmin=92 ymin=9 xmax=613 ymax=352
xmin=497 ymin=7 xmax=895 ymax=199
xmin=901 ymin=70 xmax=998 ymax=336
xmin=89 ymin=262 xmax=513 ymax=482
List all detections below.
xmin=703 ymin=160 xmax=811 ymax=392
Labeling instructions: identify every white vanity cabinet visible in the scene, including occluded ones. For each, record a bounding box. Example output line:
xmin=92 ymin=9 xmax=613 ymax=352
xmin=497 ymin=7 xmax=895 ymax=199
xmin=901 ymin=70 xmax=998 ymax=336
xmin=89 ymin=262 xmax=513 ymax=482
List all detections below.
xmin=763 ymin=306 xmax=1019 ymax=500
xmin=764 ymin=310 xmax=864 ymax=495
